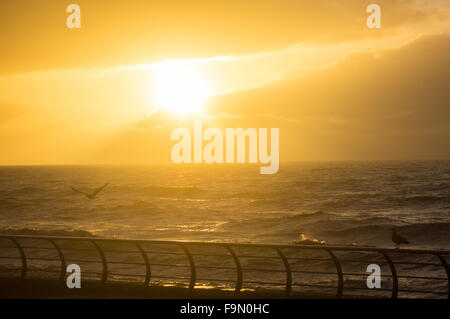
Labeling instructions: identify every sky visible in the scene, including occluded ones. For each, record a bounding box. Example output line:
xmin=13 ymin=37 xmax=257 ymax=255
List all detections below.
xmin=0 ymin=0 xmax=449 ymax=164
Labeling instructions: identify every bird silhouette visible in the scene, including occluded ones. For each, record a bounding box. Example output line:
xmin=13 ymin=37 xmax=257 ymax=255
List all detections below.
xmin=71 ymin=183 xmax=109 ymax=200
xmin=391 ymin=228 xmax=410 ymax=248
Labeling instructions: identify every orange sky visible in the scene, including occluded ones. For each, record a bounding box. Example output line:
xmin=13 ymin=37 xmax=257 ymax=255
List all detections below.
xmin=0 ymin=0 xmax=449 ymax=164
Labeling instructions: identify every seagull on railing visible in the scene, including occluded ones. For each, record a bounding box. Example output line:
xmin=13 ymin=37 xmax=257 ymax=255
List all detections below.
xmin=71 ymin=183 xmax=110 ymax=200
xmin=391 ymin=228 xmax=410 ymax=249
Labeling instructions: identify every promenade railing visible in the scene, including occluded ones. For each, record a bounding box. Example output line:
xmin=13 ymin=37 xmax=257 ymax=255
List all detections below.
xmin=0 ymin=234 xmax=448 ymax=298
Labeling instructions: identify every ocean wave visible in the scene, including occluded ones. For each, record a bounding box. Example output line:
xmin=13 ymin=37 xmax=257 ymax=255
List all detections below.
xmin=0 ymin=198 xmax=24 ymax=209
xmin=324 ymin=222 xmax=450 ymax=233
xmin=0 ymin=227 xmax=96 ymax=237
xmin=142 ymin=186 xmax=204 ymax=197
xmin=7 ymin=186 xmax=46 ymax=194
xmin=283 ymin=210 xmax=330 ymax=220
xmin=224 ymin=191 xmax=264 ymax=199
xmin=102 ymin=199 xmax=164 ymax=215
xmin=321 ymin=222 xmax=450 ymax=246
xmin=402 ymin=195 xmax=449 ymax=203
xmin=308 ymin=193 xmax=449 ymax=212
xmin=225 ymin=211 xmax=331 ymax=228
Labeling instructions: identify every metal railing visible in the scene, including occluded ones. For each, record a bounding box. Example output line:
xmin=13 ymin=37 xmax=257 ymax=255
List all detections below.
xmin=0 ymin=234 xmax=449 ymax=298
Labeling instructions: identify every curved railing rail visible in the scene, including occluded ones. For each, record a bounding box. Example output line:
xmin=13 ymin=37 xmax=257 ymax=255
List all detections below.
xmin=0 ymin=234 xmax=449 ymax=298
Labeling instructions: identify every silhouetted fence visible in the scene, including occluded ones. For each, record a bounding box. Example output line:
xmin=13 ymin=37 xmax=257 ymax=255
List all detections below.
xmin=0 ymin=235 xmax=448 ymax=298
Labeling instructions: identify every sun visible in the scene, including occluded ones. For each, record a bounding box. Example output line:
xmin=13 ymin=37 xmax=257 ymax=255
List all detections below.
xmin=154 ymin=64 xmax=210 ymax=115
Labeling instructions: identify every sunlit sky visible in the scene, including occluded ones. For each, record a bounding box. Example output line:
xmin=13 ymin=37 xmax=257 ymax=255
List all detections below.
xmin=0 ymin=0 xmax=449 ymax=164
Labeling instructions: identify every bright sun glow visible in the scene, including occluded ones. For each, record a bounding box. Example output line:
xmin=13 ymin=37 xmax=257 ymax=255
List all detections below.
xmin=154 ymin=64 xmax=210 ymax=115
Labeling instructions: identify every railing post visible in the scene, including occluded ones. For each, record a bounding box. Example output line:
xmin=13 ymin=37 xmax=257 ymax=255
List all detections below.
xmin=380 ymin=251 xmax=398 ymax=299
xmin=435 ymin=253 xmax=450 ymax=299
xmin=9 ymin=238 xmax=27 ymax=280
xmin=49 ymin=239 xmax=66 ymax=282
xmin=326 ymin=249 xmax=343 ymax=298
xmin=178 ymin=243 xmax=196 ymax=291
xmin=90 ymin=240 xmax=108 ymax=284
xmin=225 ymin=245 xmax=243 ymax=293
xmin=275 ymin=248 xmax=292 ymax=296
xmin=135 ymin=243 xmax=151 ymax=286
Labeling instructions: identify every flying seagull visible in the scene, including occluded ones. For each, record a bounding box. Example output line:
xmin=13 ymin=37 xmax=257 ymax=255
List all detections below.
xmin=71 ymin=183 xmax=110 ymax=200
xmin=391 ymin=228 xmax=410 ymax=248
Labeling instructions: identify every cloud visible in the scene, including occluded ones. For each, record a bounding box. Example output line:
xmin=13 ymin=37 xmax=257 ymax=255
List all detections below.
xmin=203 ymin=34 xmax=450 ymax=160
xmin=0 ymin=32 xmax=448 ymax=163
xmin=1 ymin=0 xmax=448 ymax=75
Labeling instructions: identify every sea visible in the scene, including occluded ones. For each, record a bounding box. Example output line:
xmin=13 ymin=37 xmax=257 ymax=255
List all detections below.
xmin=0 ymin=161 xmax=449 ymax=249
